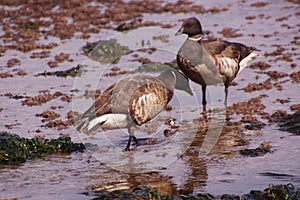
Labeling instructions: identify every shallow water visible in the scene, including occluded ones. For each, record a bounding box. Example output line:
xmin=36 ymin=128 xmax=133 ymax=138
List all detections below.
xmin=0 ymin=0 xmax=300 ymax=199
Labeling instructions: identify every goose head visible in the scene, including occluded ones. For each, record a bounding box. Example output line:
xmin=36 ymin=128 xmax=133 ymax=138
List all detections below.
xmin=175 ymin=17 xmax=203 ymax=41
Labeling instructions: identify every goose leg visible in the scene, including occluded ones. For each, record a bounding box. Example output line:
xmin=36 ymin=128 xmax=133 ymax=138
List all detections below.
xmin=125 ymin=135 xmax=132 ymax=151
xmin=201 ymin=85 xmax=207 ymax=105
xmin=132 ymin=135 xmax=138 ymax=144
xmin=223 ymin=81 xmax=231 ymax=122
xmin=224 ymin=86 xmax=229 ymax=106
xmin=124 ymin=126 xmax=138 ymax=151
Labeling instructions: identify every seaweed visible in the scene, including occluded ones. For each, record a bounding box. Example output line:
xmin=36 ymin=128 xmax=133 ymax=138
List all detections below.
xmin=90 ymin=184 xmax=300 ymax=200
xmin=36 ymin=65 xmax=83 ymax=77
xmin=0 ymin=132 xmax=85 ymax=165
xmin=92 ymin=186 xmax=162 ymax=200
xmin=245 ymin=122 xmax=266 ymax=130
xmin=134 ymin=63 xmax=179 ymax=73
xmin=115 ymin=22 xmax=134 ymax=32
xmin=279 ymin=111 xmax=300 ymax=135
xmin=247 ymin=184 xmax=300 ymax=200
xmin=239 ymin=143 xmax=271 ymax=157
xmin=20 ymin=22 xmax=39 ymax=30
xmin=82 ymin=39 xmax=131 ymax=64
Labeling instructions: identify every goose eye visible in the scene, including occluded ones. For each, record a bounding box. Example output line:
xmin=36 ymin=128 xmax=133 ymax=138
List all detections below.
xmin=187 ymin=23 xmax=193 ymax=28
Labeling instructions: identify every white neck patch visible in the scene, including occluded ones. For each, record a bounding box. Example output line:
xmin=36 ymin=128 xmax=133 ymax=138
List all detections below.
xmin=188 ymin=34 xmax=202 ymax=41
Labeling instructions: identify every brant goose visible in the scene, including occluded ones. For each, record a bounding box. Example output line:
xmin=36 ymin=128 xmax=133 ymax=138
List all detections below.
xmin=77 ymin=69 xmax=192 ymax=151
xmin=176 ymin=17 xmax=258 ymax=105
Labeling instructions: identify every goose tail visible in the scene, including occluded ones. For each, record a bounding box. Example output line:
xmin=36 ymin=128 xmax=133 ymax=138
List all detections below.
xmin=76 ymin=115 xmax=101 ymax=133
xmin=76 ymin=114 xmax=129 ymax=133
xmin=238 ymin=47 xmax=259 ymax=74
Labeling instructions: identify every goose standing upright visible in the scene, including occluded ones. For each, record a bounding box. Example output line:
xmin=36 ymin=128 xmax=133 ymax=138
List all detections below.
xmin=77 ymin=69 xmax=192 ymax=151
xmin=176 ymin=17 xmax=258 ymax=105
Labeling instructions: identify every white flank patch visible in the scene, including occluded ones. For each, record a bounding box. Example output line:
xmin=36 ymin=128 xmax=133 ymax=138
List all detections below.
xmin=87 ymin=113 xmax=128 ymax=131
xmin=136 ymin=93 xmax=157 ymax=113
xmin=221 ymin=57 xmax=237 ymax=68
xmin=238 ymin=52 xmax=259 ymax=74
xmin=217 ymin=57 xmax=238 ymax=78
xmin=132 ymin=92 xmax=165 ymax=124
xmin=136 ymin=93 xmax=156 ymax=108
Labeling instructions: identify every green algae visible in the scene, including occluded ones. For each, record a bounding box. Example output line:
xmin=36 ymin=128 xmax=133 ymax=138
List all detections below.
xmin=239 ymin=144 xmax=271 ymax=157
xmin=115 ymin=22 xmax=134 ymax=32
xmin=247 ymin=183 xmax=300 ymax=200
xmin=36 ymin=65 xmax=83 ymax=78
xmin=82 ymin=39 xmax=131 ymax=64
xmin=0 ymin=132 xmax=85 ymax=165
xmin=134 ymin=63 xmax=179 ymax=73
xmin=279 ymin=111 xmax=300 ymax=135
xmin=20 ymin=22 xmax=39 ymax=30
xmin=92 ymin=186 xmax=162 ymax=200
xmin=90 ymin=184 xmax=300 ymax=200
xmin=245 ymin=122 xmax=266 ymax=130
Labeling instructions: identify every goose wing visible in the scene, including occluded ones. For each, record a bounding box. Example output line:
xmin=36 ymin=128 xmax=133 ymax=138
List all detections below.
xmin=202 ymin=39 xmax=254 ymax=61
xmin=80 ymin=83 xmax=116 ymax=120
xmin=202 ymin=40 xmax=253 ymax=82
xmin=80 ymin=73 xmax=175 ymax=127
xmin=129 ymin=81 xmax=173 ymax=126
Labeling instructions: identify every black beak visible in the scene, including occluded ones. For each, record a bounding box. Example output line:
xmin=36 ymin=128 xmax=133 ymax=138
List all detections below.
xmin=175 ymin=27 xmax=184 ymax=36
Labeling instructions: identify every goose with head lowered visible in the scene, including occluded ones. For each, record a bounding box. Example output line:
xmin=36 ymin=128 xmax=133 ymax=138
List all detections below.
xmin=77 ymin=69 xmax=193 ymax=151
xmin=176 ymin=17 xmax=258 ymax=105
